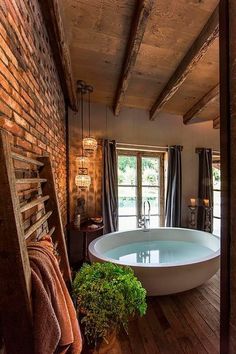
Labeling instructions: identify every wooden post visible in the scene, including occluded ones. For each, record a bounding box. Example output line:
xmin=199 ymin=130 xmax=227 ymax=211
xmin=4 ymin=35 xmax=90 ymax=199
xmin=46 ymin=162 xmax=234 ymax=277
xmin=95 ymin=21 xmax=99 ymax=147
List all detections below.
xmin=150 ymin=5 xmax=219 ymax=120
xmin=113 ymin=0 xmax=154 ymax=116
xmin=38 ymin=156 xmax=71 ymax=285
xmin=0 ymin=130 xmax=33 ymax=354
xmin=183 ymin=84 xmax=219 ymax=124
xmin=219 ymin=0 xmax=236 ymax=352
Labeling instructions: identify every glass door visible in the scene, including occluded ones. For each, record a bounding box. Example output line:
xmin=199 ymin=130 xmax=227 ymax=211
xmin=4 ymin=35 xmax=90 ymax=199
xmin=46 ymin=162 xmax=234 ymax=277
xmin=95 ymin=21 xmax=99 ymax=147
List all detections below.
xmin=118 ymin=151 xmax=164 ymax=231
xmin=141 ymin=155 xmax=163 ymax=228
xmin=118 ymin=154 xmax=138 ymax=230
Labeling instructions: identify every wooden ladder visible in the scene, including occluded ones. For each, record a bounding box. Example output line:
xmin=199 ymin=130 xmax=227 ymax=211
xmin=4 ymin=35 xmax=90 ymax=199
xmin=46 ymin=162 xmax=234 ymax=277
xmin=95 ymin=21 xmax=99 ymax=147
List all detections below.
xmin=0 ymin=129 xmax=71 ymax=354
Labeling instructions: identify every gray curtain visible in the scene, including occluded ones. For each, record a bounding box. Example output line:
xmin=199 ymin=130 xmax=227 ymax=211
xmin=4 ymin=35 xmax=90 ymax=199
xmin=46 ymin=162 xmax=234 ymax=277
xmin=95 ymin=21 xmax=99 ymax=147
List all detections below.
xmin=165 ymin=145 xmax=182 ymax=227
xmin=102 ymin=140 xmax=118 ymax=234
xmin=197 ymin=148 xmax=213 ymax=232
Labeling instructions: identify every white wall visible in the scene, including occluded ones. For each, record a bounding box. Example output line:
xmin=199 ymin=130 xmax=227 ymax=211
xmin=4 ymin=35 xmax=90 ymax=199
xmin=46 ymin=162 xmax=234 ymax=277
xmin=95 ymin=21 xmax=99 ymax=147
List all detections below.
xmin=69 ymin=102 xmax=220 ymax=226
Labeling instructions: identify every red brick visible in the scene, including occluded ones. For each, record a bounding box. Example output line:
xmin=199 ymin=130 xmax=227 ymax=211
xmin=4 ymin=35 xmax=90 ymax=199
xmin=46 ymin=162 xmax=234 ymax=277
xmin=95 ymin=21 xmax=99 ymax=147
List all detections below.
xmin=13 ymin=112 xmax=29 ymax=130
xmin=0 ymin=116 xmax=24 ymax=137
xmin=0 ymin=1 xmax=67 ymax=225
xmin=0 ymin=99 xmax=12 ymax=117
xmin=0 ymin=47 xmax=9 ymax=66
xmin=31 ymin=144 xmax=42 ymax=155
xmin=35 ymin=122 xmax=44 ymax=135
xmin=25 ymin=131 xmax=37 ymax=144
xmin=15 ymin=137 xmax=32 ymax=151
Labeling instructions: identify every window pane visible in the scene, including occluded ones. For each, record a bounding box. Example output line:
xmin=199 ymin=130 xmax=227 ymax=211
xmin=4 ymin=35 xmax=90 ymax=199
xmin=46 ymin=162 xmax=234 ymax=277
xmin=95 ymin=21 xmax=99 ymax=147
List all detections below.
xmin=150 ymin=215 xmax=160 ymax=228
xmin=142 ymin=157 xmax=160 ymax=186
xmin=142 ymin=187 xmax=160 ymax=214
xmin=213 ymin=218 xmax=221 ymax=237
xmin=213 ymin=190 xmax=221 ymax=218
xmin=118 ymin=155 xmax=137 ymax=186
xmin=213 ymin=164 xmax=221 ymax=190
xmin=118 ymin=186 xmax=137 ymax=216
xmin=119 ymin=217 xmax=137 ymax=231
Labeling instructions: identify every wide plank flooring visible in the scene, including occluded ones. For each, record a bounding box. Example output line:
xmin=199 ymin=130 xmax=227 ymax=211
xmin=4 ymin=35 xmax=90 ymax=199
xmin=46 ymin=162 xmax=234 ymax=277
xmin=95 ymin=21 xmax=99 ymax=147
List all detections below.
xmin=84 ymin=273 xmax=220 ymax=354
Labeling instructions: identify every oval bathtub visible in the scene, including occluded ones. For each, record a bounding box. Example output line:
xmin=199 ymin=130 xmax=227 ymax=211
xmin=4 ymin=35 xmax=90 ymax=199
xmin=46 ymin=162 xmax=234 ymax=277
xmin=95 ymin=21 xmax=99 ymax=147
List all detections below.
xmin=89 ymin=228 xmax=220 ymax=296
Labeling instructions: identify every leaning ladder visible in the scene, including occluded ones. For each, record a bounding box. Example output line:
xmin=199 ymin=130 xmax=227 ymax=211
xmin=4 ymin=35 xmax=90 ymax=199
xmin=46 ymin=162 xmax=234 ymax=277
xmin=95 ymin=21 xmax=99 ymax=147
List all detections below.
xmin=0 ymin=129 xmax=71 ymax=354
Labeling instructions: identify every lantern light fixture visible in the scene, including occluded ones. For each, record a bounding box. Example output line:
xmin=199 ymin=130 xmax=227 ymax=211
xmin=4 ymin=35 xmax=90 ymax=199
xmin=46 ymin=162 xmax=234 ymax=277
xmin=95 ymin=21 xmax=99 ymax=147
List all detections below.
xmin=83 ymin=85 xmax=97 ymax=154
xmin=75 ymin=174 xmax=91 ymax=189
xmin=75 ymin=80 xmax=91 ymax=189
xmin=76 ymin=156 xmax=89 ymax=169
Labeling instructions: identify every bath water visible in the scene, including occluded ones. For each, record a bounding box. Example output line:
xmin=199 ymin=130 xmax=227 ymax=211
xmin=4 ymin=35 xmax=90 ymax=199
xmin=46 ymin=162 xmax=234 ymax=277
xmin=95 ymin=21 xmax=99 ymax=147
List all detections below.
xmin=104 ymin=240 xmax=214 ymax=264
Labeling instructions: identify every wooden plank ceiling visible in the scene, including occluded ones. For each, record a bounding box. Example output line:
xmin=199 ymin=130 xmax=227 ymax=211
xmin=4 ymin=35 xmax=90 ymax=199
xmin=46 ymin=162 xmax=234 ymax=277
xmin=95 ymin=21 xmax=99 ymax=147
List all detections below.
xmin=58 ymin=0 xmax=219 ymax=128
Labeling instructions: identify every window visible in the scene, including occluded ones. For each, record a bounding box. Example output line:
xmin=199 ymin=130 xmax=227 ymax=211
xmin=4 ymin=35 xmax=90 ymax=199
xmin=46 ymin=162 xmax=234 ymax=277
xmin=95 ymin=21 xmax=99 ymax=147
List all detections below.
xmin=117 ymin=151 xmax=164 ymax=231
xmin=212 ymin=159 xmax=221 ymax=236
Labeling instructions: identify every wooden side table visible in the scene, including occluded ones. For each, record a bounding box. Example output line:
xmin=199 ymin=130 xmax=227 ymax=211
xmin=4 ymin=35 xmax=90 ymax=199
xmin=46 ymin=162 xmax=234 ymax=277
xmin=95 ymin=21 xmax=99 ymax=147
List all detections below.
xmin=68 ymin=222 xmax=104 ymax=262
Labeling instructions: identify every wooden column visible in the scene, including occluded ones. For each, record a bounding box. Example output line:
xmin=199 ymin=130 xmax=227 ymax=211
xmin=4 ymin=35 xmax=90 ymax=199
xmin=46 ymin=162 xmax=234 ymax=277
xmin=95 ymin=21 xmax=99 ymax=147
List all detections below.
xmin=219 ymin=0 xmax=236 ymax=352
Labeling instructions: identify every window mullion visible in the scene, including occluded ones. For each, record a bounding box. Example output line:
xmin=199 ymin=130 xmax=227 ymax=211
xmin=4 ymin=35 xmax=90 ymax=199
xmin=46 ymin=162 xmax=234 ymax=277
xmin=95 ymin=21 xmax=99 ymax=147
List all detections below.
xmin=137 ymin=153 xmax=142 ymax=224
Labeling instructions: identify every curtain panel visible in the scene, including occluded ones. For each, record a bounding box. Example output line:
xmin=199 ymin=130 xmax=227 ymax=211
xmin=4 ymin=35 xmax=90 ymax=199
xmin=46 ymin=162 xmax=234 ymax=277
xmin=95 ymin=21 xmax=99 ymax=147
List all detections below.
xmin=197 ymin=148 xmax=213 ymax=232
xmin=102 ymin=140 xmax=118 ymax=234
xmin=165 ymin=145 xmax=182 ymax=227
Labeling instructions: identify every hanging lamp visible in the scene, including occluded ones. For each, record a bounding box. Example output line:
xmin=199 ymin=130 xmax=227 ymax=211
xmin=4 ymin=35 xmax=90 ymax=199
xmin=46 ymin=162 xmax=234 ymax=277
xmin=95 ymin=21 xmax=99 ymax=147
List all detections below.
xmin=76 ymin=156 xmax=89 ymax=169
xmin=75 ymin=81 xmax=91 ymax=189
xmin=83 ymin=85 xmax=97 ymax=154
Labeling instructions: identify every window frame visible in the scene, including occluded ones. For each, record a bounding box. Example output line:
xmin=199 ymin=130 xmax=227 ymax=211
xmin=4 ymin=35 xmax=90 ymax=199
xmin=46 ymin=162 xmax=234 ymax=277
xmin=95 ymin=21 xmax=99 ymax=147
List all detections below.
xmin=212 ymin=156 xmax=221 ymax=236
xmin=117 ymin=149 xmax=165 ymax=229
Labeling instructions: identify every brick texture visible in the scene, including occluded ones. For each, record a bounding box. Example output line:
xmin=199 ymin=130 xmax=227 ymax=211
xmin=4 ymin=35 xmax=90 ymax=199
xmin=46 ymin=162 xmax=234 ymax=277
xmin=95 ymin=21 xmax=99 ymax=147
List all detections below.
xmin=0 ymin=0 xmax=67 ymax=225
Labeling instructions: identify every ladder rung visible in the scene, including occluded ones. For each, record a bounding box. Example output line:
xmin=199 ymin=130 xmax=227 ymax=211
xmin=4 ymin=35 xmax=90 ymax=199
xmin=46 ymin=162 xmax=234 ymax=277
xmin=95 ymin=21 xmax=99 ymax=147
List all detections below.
xmin=16 ymin=178 xmax=47 ymax=184
xmin=37 ymin=226 xmax=55 ymax=241
xmin=49 ymin=226 xmax=56 ymax=236
xmin=11 ymin=152 xmax=44 ymax=167
xmin=20 ymin=196 xmax=50 ymax=213
xmin=24 ymin=211 xmax=53 ymax=239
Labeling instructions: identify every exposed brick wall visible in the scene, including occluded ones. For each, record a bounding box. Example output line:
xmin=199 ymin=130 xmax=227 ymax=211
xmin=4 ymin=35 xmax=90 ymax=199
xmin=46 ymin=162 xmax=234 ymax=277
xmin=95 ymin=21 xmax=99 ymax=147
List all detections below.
xmin=0 ymin=0 xmax=67 ymax=225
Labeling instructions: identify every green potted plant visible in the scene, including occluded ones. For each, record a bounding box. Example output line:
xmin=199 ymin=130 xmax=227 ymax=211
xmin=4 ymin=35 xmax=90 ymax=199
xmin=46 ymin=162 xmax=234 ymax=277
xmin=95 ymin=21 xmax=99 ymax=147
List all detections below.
xmin=73 ymin=262 xmax=147 ymax=352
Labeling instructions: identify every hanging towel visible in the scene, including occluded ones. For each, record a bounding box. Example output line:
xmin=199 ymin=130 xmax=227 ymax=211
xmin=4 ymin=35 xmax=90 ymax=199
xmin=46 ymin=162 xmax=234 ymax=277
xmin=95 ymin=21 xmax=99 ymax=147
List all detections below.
xmin=28 ymin=236 xmax=82 ymax=354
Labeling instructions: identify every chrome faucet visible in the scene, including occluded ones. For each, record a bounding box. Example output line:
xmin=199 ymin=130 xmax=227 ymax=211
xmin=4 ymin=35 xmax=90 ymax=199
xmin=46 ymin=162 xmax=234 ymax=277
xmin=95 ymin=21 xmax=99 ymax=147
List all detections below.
xmin=138 ymin=201 xmax=151 ymax=231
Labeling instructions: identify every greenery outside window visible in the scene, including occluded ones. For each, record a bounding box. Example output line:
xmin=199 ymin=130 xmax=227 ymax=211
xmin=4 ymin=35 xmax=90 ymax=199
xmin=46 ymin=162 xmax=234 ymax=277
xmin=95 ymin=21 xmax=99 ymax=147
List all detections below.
xmin=117 ymin=150 xmax=164 ymax=231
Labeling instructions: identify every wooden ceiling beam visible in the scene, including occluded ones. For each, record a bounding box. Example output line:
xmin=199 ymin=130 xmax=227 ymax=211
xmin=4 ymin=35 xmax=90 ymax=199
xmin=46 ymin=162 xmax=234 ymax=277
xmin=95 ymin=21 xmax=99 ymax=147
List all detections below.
xmin=39 ymin=0 xmax=77 ymax=110
xmin=183 ymin=84 xmax=219 ymax=124
xmin=113 ymin=0 xmax=154 ymax=116
xmin=149 ymin=5 xmax=219 ymax=121
xmin=213 ymin=116 xmax=220 ymax=129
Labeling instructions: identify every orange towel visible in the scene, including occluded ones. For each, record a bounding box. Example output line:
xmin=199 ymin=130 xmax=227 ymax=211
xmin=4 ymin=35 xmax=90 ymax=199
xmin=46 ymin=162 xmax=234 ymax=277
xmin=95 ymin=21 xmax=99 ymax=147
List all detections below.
xmin=28 ymin=236 xmax=82 ymax=354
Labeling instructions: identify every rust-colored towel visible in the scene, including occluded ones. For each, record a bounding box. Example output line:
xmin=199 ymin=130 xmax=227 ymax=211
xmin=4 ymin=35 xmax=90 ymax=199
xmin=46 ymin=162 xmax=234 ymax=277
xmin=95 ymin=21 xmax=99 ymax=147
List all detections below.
xmin=28 ymin=236 xmax=82 ymax=354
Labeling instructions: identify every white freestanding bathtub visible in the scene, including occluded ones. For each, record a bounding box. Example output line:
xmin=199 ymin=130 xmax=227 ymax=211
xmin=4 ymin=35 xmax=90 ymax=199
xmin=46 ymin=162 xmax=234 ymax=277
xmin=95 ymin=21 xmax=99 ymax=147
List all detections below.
xmin=89 ymin=228 xmax=220 ymax=296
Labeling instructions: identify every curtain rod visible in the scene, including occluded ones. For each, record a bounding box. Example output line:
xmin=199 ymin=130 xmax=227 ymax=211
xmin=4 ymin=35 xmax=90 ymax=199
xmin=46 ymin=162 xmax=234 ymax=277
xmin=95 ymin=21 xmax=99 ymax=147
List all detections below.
xmin=196 ymin=148 xmax=220 ymax=155
xmin=116 ymin=142 xmax=184 ymax=152
xmin=116 ymin=143 xmax=168 ymax=153
xmin=116 ymin=142 xmax=168 ymax=149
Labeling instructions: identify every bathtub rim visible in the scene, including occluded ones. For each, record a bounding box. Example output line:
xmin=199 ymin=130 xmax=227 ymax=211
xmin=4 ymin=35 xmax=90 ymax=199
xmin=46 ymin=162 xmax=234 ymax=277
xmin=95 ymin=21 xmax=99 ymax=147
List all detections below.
xmin=88 ymin=227 xmax=220 ymax=268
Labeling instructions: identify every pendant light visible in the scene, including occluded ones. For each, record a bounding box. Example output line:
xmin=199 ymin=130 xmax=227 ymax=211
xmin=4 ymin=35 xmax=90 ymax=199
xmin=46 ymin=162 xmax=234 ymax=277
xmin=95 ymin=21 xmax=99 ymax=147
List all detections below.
xmin=83 ymin=85 xmax=97 ymax=154
xmin=75 ymin=81 xmax=91 ymax=189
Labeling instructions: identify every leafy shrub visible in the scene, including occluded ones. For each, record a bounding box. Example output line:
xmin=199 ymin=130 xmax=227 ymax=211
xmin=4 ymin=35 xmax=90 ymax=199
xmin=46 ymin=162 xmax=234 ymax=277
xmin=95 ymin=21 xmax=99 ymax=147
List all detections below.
xmin=73 ymin=262 xmax=147 ymax=346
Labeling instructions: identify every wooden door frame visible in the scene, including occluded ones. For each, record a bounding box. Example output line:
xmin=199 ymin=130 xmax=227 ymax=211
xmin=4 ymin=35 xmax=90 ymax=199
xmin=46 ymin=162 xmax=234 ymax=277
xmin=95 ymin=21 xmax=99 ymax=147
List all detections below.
xmin=219 ymin=0 xmax=236 ymax=353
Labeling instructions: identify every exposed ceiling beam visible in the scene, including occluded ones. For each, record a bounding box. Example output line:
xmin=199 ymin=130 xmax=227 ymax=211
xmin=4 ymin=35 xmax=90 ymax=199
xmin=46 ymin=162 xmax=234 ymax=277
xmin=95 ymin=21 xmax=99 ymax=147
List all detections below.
xmin=113 ymin=0 xmax=154 ymax=116
xmin=213 ymin=116 xmax=220 ymax=129
xmin=39 ymin=0 xmax=77 ymax=110
xmin=149 ymin=5 xmax=219 ymax=121
xmin=183 ymin=84 xmax=219 ymax=124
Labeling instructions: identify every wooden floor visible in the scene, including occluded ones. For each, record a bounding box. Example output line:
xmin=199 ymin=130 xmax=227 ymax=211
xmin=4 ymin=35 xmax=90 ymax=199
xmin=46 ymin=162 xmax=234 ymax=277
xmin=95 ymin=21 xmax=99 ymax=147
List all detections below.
xmin=91 ymin=273 xmax=220 ymax=354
